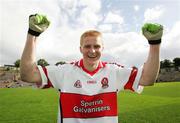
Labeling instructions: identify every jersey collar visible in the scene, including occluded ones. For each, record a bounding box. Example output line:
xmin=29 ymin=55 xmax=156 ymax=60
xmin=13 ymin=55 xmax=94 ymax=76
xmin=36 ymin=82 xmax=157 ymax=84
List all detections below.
xmin=75 ymin=59 xmax=106 ymax=76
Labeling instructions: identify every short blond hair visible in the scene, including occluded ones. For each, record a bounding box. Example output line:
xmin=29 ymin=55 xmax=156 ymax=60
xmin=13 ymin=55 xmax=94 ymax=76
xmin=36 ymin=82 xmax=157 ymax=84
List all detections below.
xmin=80 ymin=30 xmax=102 ymax=46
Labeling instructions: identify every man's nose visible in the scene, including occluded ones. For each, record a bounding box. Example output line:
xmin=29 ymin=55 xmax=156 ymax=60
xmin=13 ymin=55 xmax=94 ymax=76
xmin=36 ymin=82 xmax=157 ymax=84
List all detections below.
xmin=90 ymin=47 xmax=96 ymax=53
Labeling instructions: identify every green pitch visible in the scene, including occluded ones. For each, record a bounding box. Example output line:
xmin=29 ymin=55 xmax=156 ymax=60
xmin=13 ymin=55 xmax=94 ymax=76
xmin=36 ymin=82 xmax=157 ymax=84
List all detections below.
xmin=0 ymin=82 xmax=180 ymax=123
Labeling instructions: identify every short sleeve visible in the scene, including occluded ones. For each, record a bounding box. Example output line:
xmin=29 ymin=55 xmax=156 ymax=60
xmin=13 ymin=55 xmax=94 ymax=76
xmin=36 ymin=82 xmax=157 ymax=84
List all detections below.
xmin=37 ymin=65 xmax=63 ymax=89
xmin=116 ymin=66 xmax=144 ymax=93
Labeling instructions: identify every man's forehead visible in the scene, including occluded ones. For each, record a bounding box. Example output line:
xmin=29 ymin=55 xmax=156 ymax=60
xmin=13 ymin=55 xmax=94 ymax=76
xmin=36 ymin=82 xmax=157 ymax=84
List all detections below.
xmin=80 ymin=35 xmax=103 ymax=47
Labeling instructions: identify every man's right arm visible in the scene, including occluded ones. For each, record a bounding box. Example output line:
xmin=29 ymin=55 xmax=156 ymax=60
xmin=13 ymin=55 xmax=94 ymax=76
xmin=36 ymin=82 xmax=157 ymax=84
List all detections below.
xmin=20 ymin=34 xmax=42 ymax=83
xmin=20 ymin=14 xmax=50 ymax=83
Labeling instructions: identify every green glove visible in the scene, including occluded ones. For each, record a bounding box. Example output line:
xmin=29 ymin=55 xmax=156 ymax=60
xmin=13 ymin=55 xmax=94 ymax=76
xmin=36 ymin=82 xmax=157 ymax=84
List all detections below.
xmin=142 ymin=23 xmax=163 ymax=45
xmin=28 ymin=14 xmax=50 ymax=36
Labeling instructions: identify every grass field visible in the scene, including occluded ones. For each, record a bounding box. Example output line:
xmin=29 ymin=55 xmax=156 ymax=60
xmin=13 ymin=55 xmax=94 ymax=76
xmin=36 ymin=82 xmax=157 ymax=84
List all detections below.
xmin=0 ymin=82 xmax=180 ymax=123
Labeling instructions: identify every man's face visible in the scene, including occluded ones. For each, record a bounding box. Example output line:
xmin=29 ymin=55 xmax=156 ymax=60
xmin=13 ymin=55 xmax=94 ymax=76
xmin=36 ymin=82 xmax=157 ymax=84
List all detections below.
xmin=80 ymin=36 xmax=103 ymax=65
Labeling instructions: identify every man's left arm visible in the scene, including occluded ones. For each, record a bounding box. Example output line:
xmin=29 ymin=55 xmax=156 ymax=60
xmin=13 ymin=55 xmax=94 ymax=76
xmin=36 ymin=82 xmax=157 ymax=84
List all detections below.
xmin=139 ymin=23 xmax=163 ymax=86
xmin=139 ymin=44 xmax=160 ymax=86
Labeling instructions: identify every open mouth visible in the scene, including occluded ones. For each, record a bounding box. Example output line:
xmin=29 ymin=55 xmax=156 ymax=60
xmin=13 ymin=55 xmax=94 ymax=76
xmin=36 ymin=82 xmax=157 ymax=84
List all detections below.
xmin=88 ymin=55 xmax=97 ymax=59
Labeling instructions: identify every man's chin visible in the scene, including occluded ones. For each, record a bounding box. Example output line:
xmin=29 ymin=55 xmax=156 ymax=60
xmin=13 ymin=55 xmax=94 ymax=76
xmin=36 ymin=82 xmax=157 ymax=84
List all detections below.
xmin=87 ymin=58 xmax=99 ymax=65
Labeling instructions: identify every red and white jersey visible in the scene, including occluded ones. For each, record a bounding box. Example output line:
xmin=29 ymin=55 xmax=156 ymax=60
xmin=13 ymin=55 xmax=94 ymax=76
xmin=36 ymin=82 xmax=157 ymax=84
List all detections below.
xmin=38 ymin=59 xmax=143 ymax=123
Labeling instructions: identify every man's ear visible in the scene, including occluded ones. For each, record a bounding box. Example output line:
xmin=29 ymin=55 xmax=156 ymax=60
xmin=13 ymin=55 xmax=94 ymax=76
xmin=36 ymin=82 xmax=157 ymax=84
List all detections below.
xmin=101 ymin=46 xmax=104 ymax=51
xmin=79 ymin=46 xmax=83 ymax=54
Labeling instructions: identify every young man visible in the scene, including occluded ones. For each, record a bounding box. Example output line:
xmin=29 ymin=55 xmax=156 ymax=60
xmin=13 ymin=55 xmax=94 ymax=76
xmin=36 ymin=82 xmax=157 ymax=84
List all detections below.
xmin=20 ymin=14 xmax=163 ymax=123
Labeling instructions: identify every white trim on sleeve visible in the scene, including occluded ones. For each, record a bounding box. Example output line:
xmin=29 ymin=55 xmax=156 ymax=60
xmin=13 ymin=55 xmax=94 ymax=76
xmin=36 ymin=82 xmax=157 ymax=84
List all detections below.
xmin=132 ymin=66 xmax=144 ymax=93
xmin=37 ymin=66 xmax=48 ymax=87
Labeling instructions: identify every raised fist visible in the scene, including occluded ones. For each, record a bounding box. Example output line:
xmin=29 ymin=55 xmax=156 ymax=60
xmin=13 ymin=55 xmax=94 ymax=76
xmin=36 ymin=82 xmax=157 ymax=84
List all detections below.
xmin=28 ymin=14 xmax=50 ymax=36
xmin=142 ymin=23 xmax=163 ymax=45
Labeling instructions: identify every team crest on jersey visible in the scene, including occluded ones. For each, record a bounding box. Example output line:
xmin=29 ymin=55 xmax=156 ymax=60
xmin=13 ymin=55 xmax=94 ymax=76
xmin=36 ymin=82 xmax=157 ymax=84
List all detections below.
xmin=74 ymin=80 xmax=82 ymax=88
xmin=101 ymin=77 xmax=109 ymax=89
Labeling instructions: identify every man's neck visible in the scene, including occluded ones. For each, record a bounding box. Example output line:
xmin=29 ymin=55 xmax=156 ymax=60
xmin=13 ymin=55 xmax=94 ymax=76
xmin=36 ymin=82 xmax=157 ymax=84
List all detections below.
xmin=82 ymin=60 xmax=99 ymax=72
